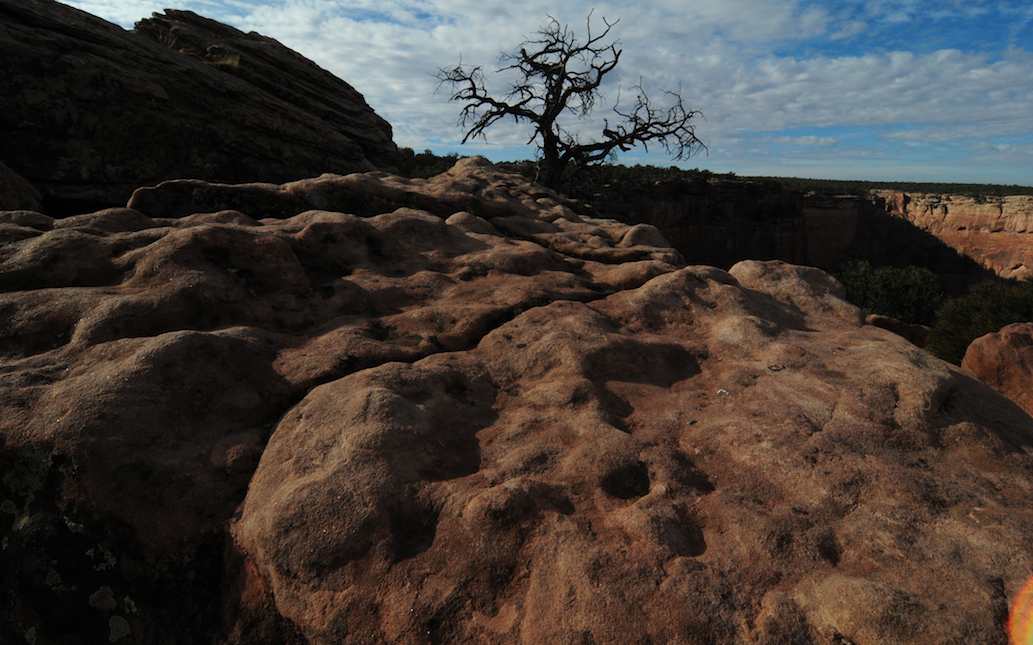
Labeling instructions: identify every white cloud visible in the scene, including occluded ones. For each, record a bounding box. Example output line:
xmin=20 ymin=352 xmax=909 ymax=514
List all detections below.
xmin=62 ymin=0 xmax=1033 ymax=182
xmin=772 ymin=136 xmax=839 ymax=145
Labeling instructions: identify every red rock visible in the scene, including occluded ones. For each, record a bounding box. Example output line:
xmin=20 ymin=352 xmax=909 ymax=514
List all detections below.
xmin=877 ymin=190 xmax=1033 ymax=281
xmin=2 ymin=159 xmax=1032 ymax=644
xmin=962 ymin=322 xmax=1033 ymax=416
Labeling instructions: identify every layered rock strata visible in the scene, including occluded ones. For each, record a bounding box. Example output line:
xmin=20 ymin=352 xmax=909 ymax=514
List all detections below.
xmin=877 ymin=191 xmax=1033 ymax=281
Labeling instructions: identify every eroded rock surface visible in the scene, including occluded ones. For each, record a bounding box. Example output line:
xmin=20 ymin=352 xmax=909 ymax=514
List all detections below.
xmin=1 ymin=158 xmax=1032 ymax=644
xmin=963 ymin=323 xmax=1033 ymax=417
xmin=0 ymin=0 xmax=396 ymax=213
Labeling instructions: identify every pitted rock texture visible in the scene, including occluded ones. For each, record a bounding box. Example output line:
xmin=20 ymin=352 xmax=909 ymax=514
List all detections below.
xmin=0 ymin=0 xmax=396 ymax=213
xmin=2 ymin=158 xmax=1032 ymax=644
xmin=878 ymin=191 xmax=1033 ymax=281
xmin=963 ymin=323 xmax=1033 ymax=417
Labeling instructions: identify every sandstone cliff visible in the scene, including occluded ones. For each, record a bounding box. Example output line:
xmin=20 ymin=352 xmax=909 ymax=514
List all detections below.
xmin=0 ymin=0 xmax=397 ymax=213
xmin=572 ymin=176 xmax=1000 ymax=289
xmin=2 ymin=158 xmax=1031 ymax=644
xmin=876 ymin=191 xmax=1033 ymax=281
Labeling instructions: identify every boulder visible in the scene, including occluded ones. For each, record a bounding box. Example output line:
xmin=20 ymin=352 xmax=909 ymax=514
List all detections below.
xmin=962 ymin=322 xmax=1033 ymax=416
xmin=1 ymin=158 xmax=1032 ymax=644
xmin=0 ymin=0 xmax=396 ymax=213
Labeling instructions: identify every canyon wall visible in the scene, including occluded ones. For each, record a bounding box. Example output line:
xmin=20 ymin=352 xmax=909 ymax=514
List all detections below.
xmin=876 ymin=191 xmax=1033 ymax=281
xmin=599 ymin=179 xmax=1018 ymax=287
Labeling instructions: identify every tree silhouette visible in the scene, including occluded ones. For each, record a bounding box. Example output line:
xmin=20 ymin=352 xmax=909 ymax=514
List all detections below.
xmin=436 ymin=13 xmax=706 ymax=189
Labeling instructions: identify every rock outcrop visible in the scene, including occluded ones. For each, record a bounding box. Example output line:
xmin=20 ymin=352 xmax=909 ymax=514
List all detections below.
xmin=0 ymin=162 xmax=41 ymax=211
xmin=877 ymin=191 xmax=1033 ymax=281
xmin=568 ymin=176 xmax=1005 ymax=290
xmin=0 ymin=0 xmax=396 ymax=213
xmin=963 ymin=323 xmax=1033 ymax=417
xmin=2 ymin=158 xmax=1032 ymax=644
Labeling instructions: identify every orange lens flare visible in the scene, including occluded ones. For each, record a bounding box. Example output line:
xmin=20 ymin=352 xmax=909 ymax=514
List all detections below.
xmin=1011 ymin=576 xmax=1033 ymax=645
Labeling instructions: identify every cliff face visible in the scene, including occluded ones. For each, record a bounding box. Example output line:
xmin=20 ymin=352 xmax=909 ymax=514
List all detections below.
xmin=2 ymin=158 xmax=1032 ymax=644
xmin=876 ymin=191 xmax=1033 ymax=281
xmin=594 ymin=180 xmax=1019 ymax=288
xmin=0 ymin=0 xmax=397 ymax=213
xmin=587 ymin=178 xmax=808 ymax=268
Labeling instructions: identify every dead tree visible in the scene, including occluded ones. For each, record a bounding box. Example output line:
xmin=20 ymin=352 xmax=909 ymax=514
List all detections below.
xmin=436 ymin=13 xmax=706 ymax=188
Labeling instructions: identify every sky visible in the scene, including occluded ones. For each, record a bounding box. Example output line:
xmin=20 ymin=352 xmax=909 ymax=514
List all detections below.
xmin=67 ymin=0 xmax=1033 ymax=184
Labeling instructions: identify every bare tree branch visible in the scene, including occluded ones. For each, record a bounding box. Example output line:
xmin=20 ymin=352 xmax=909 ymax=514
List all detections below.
xmin=435 ymin=13 xmax=705 ymax=188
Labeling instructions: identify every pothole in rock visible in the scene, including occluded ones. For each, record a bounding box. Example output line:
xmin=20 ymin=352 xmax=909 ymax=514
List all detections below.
xmin=601 ymin=460 xmax=651 ymax=500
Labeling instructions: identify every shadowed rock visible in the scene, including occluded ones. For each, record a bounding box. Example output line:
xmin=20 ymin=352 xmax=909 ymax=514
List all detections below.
xmin=0 ymin=0 xmax=396 ymax=213
xmin=0 ymin=162 xmax=41 ymax=211
xmin=866 ymin=313 xmax=930 ymax=347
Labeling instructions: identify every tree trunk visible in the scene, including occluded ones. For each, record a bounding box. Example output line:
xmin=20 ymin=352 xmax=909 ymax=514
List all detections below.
xmin=537 ymin=132 xmax=565 ymax=189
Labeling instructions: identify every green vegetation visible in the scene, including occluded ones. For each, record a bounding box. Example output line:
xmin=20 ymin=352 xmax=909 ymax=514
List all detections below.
xmin=926 ymin=281 xmax=1033 ymax=364
xmin=836 ymin=260 xmax=944 ymax=326
xmin=833 ymin=260 xmax=1033 ymax=364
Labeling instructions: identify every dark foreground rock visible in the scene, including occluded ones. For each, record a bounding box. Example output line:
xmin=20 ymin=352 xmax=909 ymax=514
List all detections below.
xmin=0 ymin=162 xmax=41 ymax=211
xmin=963 ymin=323 xmax=1033 ymax=417
xmin=0 ymin=0 xmax=396 ymax=213
xmin=1 ymin=158 xmax=1032 ymax=644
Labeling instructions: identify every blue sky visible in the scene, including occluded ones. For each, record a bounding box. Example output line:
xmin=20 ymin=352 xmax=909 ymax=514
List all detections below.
xmin=68 ymin=0 xmax=1033 ymax=184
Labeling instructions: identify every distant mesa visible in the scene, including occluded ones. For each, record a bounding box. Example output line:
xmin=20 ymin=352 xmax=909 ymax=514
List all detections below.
xmin=0 ymin=0 xmax=397 ymax=214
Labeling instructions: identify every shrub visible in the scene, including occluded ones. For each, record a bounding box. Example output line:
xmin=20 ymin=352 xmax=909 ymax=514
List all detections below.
xmin=926 ymin=280 xmax=1033 ymax=364
xmin=836 ymin=260 xmax=944 ymax=325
